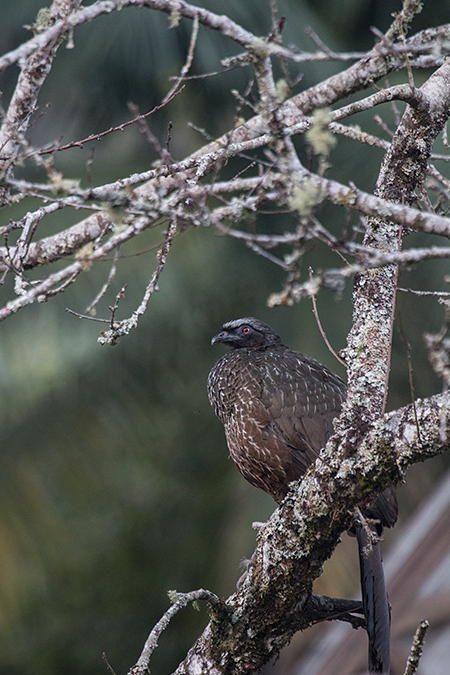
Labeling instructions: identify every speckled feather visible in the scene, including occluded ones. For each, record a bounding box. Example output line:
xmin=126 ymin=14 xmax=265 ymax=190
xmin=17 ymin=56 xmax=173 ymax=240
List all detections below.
xmin=207 ymin=325 xmax=346 ymax=504
xmin=208 ymin=318 xmax=397 ymax=526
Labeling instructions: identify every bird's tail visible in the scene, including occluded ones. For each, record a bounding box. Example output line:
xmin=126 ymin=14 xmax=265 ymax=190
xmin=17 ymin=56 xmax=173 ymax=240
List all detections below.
xmin=356 ymin=525 xmax=391 ymax=674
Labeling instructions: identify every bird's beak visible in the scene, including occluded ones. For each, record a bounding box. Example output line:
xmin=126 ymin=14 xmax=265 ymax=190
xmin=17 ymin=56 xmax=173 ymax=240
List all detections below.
xmin=211 ymin=330 xmax=229 ymax=345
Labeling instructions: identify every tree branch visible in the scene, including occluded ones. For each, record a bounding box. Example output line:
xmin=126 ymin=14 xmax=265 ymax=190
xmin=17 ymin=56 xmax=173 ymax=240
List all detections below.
xmin=169 ymin=392 xmax=450 ymax=674
xmin=2 ymin=17 xmax=450 ymax=280
xmin=0 ymin=0 xmax=82 ymax=187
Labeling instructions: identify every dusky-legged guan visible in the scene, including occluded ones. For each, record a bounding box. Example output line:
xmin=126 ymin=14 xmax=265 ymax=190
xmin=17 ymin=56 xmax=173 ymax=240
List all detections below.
xmin=207 ymin=317 xmax=397 ymax=674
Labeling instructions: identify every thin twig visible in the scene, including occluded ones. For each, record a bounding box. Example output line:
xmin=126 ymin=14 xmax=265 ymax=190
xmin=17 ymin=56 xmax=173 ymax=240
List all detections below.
xmin=128 ymin=589 xmax=228 ymax=675
xmin=102 ymin=653 xmax=118 ymax=675
xmin=128 ymin=102 xmax=174 ymax=163
xmin=163 ymin=16 xmax=199 ymax=103
xmin=403 ymin=620 xmax=430 ymax=675
xmin=97 ymin=219 xmax=178 ymax=345
xmin=245 ymin=240 xmax=292 ymax=269
xmin=66 ymin=308 xmax=111 ymax=323
xmin=397 ymin=311 xmax=423 ymax=443
xmin=43 ymin=269 xmax=81 ymax=297
xmin=398 ymin=287 xmax=450 ymax=297
xmin=108 ymin=284 xmax=127 ymax=328
xmin=308 ymin=267 xmax=346 ymax=367
xmin=85 ymin=248 xmax=120 ymax=315
xmin=36 ymin=89 xmax=183 ymax=156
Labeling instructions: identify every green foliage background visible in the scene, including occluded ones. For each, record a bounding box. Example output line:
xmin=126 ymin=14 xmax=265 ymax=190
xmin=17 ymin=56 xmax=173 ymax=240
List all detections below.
xmin=0 ymin=1 xmax=449 ymax=673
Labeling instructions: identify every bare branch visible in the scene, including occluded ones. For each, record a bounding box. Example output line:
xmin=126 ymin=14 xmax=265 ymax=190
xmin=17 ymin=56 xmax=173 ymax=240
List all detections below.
xmin=0 ymin=0 xmax=82 ymax=186
xmin=3 ymin=2 xmax=450 ymax=672
xmin=97 ymin=218 xmax=177 ymax=345
xmin=403 ymin=620 xmax=430 ymax=675
xmin=172 ymin=391 xmax=450 ymax=674
xmin=129 ymin=589 xmax=229 ymax=675
xmin=36 ymin=89 xmax=184 ymax=156
xmin=308 ymin=266 xmax=347 ymax=367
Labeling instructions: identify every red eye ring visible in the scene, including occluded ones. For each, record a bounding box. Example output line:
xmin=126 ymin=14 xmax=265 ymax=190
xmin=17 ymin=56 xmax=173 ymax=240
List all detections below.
xmin=242 ymin=326 xmax=251 ymax=334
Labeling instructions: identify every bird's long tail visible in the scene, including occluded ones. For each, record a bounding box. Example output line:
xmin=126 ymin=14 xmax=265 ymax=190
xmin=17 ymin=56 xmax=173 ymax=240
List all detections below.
xmin=356 ymin=525 xmax=391 ymax=675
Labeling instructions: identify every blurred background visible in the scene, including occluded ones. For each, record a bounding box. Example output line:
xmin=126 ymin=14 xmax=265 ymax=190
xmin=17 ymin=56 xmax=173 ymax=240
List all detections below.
xmin=1 ymin=1 xmax=450 ymax=673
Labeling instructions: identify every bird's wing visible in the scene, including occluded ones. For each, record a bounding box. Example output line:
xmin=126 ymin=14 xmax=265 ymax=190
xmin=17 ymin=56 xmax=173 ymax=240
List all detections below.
xmin=255 ymin=350 xmax=346 ymax=463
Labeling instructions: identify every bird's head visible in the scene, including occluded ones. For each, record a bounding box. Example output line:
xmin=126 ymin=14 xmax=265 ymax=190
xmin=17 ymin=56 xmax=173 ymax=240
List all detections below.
xmin=211 ymin=317 xmax=284 ymax=350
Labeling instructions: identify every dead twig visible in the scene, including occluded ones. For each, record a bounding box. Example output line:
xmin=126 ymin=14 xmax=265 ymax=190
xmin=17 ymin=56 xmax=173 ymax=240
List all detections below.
xmin=308 ymin=266 xmax=346 ymax=367
xmin=128 ymin=589 xmax=229 ymax=675
xmin=403 ymin=620 xmax=430 ymax=675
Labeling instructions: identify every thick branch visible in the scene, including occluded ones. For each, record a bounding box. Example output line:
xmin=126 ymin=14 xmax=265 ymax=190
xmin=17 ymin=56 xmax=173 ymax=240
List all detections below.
xmin=170 ymin=56 xmax=450 ymax=675
xmin=342 ymin=59 xmax=450 ymax=428
xmin=171 ymin=392 xmax=450 ymax=674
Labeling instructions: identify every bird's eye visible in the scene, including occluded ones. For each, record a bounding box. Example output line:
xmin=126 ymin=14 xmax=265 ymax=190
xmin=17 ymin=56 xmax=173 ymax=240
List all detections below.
xmin=242 ymin=326 xmax=251 ymax=335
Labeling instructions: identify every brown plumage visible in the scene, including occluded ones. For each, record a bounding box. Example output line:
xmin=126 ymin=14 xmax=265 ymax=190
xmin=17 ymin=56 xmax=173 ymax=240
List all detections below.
xmin=207 ymin=317 xmax=346 ymax=503
xmin=208 ymin=317 xmax=397 ymax=674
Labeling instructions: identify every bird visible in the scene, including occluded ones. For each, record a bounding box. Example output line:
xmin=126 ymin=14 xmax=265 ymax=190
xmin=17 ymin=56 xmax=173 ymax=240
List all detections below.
xmin=207 ymin=317 xmax=397 ymax=674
